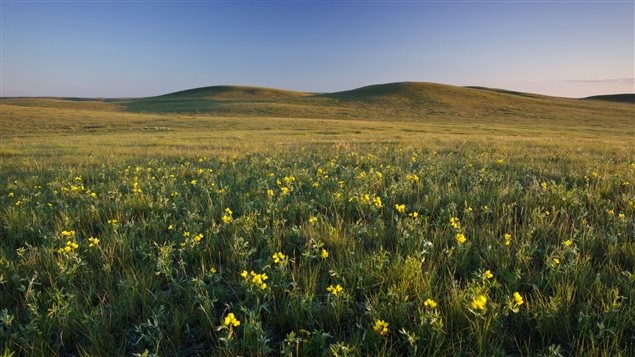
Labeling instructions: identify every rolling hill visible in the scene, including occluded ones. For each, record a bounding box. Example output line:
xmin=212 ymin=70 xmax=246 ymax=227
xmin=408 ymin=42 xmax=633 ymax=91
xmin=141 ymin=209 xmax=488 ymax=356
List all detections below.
xmin=583 ymin=93 xmax=635 ymax=104
xmin=120 ymin=82 xmax=635 ymax=125
xmin=2 ymin=82 xmax=633 ymax=124
xmin=154 ymin=85 xmax=312 ymax=100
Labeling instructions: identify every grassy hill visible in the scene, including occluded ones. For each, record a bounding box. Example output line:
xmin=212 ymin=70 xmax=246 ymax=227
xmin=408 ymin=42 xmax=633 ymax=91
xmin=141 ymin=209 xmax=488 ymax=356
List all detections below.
xmin=155 ymin=85 xmax=312 ymax=100
xmin=584 ymin=93 xmax=635 ymax=104
xmin=1 ymin=82 xmax=633 ymax=143
xmin=106 ymin=82 xmax=633 ymax=126
xmin=2 ymin=82 xmax=633 ymax=124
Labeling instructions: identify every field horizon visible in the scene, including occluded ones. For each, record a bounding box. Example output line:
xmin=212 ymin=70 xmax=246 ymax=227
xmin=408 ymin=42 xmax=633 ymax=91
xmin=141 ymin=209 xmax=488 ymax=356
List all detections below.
xmin=3 ymin=80 xmax=634 ymax=103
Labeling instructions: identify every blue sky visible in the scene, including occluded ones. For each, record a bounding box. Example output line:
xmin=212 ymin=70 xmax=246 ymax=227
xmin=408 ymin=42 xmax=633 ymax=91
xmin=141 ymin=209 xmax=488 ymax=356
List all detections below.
xmin=1 ymin=1 xmax=633 ymax=98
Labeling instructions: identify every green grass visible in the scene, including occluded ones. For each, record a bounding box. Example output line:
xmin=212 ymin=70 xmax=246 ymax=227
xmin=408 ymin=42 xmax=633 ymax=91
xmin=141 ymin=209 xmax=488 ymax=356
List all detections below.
xmin=1 ymin=84 xmax=634 ymax=355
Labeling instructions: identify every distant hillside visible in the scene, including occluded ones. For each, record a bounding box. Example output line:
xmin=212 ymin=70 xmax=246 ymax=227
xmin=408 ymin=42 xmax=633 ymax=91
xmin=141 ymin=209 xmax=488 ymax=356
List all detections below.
xmin=2 ymin=82 xmax=633 ymax=124
xmin=156 ymin=85 xmax=312 ymax=100
xmin=584 ymin=94 xmax=635 ymax=104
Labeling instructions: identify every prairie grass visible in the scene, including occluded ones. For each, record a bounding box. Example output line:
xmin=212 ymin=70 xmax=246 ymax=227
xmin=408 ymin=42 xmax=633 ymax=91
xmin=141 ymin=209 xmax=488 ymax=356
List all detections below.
xmin=0 ymin=97 xmax=634 ymax=356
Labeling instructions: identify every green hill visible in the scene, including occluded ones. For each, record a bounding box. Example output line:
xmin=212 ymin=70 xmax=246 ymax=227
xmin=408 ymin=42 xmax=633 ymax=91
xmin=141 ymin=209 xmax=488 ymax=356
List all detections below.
xmin=583 ymin=93 xmax=635 ymax=104
xmin=2 ymin=82 xmax=633 ymax=124
xmin=156 ymin=85 xmax=312 ymax=100
xmin=119 ymin=82 xmax=632 ymax=122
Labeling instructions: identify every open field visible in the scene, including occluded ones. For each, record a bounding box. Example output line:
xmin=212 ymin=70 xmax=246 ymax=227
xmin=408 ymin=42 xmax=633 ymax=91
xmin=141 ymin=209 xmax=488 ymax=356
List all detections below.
xmin=1 ymin=83 xmax=634 ymax=355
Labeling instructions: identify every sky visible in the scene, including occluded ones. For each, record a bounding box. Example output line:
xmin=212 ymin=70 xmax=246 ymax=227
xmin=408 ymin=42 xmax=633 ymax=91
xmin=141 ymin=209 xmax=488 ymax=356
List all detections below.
xmin=1 ymin=1 xmax=633 ymax=98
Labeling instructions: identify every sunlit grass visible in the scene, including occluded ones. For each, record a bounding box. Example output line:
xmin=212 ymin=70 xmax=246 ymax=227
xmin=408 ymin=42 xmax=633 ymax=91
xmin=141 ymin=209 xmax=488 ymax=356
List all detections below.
xmin=0 ymin=98 xmax=634 ymax=355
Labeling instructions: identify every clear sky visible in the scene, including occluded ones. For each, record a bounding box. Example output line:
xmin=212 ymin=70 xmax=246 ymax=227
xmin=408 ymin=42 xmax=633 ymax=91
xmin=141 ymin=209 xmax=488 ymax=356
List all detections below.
xmin=1 ymin=1 xmax=633 ymax=98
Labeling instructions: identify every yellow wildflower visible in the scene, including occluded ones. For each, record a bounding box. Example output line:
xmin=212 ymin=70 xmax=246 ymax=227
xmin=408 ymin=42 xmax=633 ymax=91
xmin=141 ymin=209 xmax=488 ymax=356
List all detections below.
xmin=209 ymin=266 xmax=217 ymax=274
xmin=223 ymin=312 xmax=241 ymax=328
xmin=483 ymin=270 xmax=494 ymax=279
xmin=455 ymin=232 xmax=467 ymax=245
xmin=242 ymin=271 xmax=268 ymax=289
xmin=470 ymin=295 xmax=487 ymax=311
xmin=395 ymin=204 xmax=406 ymax=214
xmin=406 ymin=174 xmax=420 ymax=183
xmin=320 ymin=249 xmax=329 ymax=260
xmin=563 ymin=239 xmax=573 ymax=247
xmin=409 ymin=211 xmax=419 ymax=218
xmin=308 ymin=216 xmax=318 ymax=224
xmin=504 ymin=233 xmax=512 ymax=246
xmin=424 ymin=298 xmax=437 ymax=309
xmin=509 ymin=291 xmax=524 ymax=313
xmin=373 ymin=196 xmax=383 ymax=208
xmin=60 ymin=230 xmax=76 ymax=238
xmin=327 ymin=284 xmax=343 ymax=297
xmin=272 ymin=252 xmax=286 ymax=264
xmin=58 ymin=240 xmax=79 ymax=254
xmin=222 ymin=208 xmax=233 ymax=223
xmin=251 ymin=272 xmax=268 ymax=289
xmin=372 ymin=319 xmax=389 ymax=336
xmin=267 ymin=189 xmax=274 ymax=197
xmin=88 ymin=237 xmax=100 ymax=248
xmin=449 ymin=217 xmax=460 ymax=230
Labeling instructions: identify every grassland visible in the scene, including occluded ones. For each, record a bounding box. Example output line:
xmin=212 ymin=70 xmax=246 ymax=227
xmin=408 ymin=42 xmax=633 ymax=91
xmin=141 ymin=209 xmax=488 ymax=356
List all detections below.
xmin=1 ymin=83 xmax=634 ymax=356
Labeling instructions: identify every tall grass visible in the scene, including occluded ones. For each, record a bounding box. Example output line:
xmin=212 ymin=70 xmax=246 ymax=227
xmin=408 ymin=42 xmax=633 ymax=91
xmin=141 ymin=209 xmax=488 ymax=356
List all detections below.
xmin=1 ymin=141 xmax=633 ymax=355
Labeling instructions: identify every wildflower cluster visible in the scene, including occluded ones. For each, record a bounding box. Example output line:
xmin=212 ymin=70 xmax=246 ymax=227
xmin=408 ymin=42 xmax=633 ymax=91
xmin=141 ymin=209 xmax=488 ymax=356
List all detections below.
xmin=424 ymin=298 xmax=438 ymax=309
xmin=449 ymin=216 xmax=467 ymax=245
xmin=87 ymin=237 xmax=100 ymax=248
xmin=372 ymin=319 xmax=389 ymax=336
xmin=223 ymin=312 xmax=241 ymax=328
xmin=405 ymin=173 xmax=419 ymax=183
xmin=272 ymin=251 xmax=287 ymax=265
xmin=221 ymin=208 xmax=233 ymax=223
xmin=241 ymin=270 xmax=269 ymax=290
xmin=60 ymin=230 xmax=76 ymax=238
xmin=470 ymin=294 xmax=488 ymax=312
xmin=353 ymin=193 xmax=383 ymax=208
xmin=327 ymin=284 xmax=344 ymax=297
xmin=508 ymin=291 xmax=524 ymax=313
xmin=503 ymin=233 xmax=512 ymax=246
xmin=58 ymin=240 xmax=79 ymax=254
